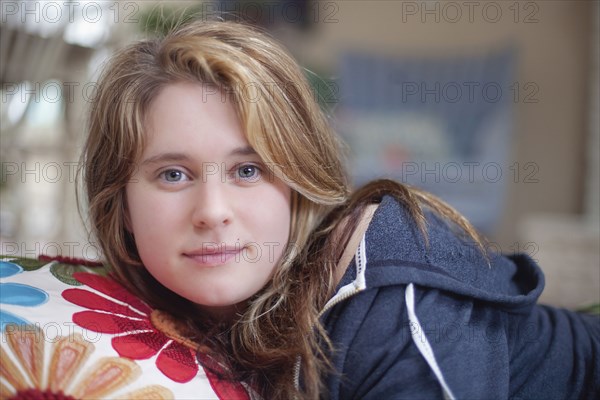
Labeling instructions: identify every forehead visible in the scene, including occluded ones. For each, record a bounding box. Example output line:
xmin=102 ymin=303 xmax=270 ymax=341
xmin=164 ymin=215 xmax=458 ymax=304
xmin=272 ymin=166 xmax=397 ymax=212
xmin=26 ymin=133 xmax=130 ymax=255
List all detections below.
xmin=146 ymin=82 xmax=238 ymax=129
xmin=142 ymin=82 xmax=248 ymax=156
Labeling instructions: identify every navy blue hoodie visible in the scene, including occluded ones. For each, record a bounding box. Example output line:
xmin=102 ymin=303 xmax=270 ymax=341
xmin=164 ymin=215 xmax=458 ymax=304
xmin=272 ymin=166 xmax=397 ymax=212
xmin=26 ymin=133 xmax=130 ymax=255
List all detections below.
xmin=321 ymin=195 xmax=600 ymax=399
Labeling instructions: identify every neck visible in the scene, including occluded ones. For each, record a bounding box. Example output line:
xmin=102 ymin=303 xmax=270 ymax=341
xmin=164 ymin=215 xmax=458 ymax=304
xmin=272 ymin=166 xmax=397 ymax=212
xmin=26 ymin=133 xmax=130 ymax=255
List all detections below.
xmin=333 ymin=203 xmax=379 ymax=286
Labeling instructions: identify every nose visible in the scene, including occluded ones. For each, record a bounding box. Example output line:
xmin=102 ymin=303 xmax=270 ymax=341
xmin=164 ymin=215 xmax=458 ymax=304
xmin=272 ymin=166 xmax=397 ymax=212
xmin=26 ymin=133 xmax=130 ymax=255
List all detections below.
xmin=191 ymin=180 xmax=233 ymax=229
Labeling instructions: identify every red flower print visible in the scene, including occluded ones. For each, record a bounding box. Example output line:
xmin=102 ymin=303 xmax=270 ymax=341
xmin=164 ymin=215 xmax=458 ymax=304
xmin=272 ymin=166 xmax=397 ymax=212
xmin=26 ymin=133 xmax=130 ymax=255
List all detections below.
xmin=62 ymin=272 xmax=250 ymax=399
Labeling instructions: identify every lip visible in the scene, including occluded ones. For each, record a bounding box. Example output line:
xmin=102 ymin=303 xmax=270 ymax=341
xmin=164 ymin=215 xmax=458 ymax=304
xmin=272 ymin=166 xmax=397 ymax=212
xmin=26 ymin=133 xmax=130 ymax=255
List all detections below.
xmin=183 ymin=246 xmax=244 ymax=267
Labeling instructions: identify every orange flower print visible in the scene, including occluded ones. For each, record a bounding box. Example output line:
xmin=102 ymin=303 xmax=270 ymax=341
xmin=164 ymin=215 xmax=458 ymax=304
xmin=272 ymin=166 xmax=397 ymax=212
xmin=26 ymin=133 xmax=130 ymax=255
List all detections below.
xmin=0 ymin=324 xmax=173 ymax=399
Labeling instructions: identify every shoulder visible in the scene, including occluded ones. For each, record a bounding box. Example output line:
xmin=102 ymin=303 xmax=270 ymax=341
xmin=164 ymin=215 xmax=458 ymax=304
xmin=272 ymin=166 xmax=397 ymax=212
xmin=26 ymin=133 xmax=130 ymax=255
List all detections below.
xmin=359 ymin=195 xmax=545 ymax=310
xmin=321 ymin=282 xmax=446 ymax=399
xmin=321 ymin=275 xmax=512 ymax=399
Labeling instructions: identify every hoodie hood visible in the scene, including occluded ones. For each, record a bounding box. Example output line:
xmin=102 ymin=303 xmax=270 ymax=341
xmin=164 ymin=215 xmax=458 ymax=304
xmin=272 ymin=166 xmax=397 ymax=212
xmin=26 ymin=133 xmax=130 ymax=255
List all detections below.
xmin=341 ymin=195 xmax=545 ymax=314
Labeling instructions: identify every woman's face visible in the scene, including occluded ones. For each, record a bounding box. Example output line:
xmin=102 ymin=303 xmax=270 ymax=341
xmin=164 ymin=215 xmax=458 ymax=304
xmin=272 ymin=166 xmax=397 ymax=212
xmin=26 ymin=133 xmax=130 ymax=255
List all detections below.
xmin=125 ymin=82 xmax=291 ymax=316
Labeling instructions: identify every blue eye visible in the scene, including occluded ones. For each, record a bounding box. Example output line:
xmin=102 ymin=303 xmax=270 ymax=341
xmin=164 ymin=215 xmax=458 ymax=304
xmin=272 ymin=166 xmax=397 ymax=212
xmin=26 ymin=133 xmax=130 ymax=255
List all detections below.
xmin=161 ymin=169 xmax=188 ymax=182
xmin=236 ymin=164 xmax=261 ymax=181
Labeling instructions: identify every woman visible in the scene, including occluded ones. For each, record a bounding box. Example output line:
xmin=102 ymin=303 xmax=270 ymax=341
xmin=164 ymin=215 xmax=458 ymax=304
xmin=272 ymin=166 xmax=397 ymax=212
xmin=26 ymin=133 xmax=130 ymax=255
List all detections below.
xmin=81 ymin=19 xmax=599 ymax=399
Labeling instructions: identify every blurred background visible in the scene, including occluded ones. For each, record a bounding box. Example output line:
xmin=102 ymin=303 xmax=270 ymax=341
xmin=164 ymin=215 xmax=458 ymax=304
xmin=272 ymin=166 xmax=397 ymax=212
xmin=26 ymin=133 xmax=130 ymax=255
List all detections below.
xmin=1 ymin=0 xmax=598 ymax=309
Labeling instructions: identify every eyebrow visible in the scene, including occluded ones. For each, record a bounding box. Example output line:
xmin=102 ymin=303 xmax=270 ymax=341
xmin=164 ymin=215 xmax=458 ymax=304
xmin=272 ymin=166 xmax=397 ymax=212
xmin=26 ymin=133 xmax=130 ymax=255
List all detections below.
xmin=141 ymin=146 xmax=258 ymax=166
xmin=229 ymin=146 xmax=258 ymax=157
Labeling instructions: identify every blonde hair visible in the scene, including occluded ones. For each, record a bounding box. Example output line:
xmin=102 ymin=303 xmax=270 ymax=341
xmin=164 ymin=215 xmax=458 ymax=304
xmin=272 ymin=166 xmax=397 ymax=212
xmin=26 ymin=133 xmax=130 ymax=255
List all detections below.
xmin=81 ymin=19 xmax=484 ymax=398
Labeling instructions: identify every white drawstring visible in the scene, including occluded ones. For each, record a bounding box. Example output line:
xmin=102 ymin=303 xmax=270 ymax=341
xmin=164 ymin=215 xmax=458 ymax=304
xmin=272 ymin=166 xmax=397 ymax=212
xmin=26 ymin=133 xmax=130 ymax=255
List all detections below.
xmin=405 ymin=283 xmax=456 ymax=400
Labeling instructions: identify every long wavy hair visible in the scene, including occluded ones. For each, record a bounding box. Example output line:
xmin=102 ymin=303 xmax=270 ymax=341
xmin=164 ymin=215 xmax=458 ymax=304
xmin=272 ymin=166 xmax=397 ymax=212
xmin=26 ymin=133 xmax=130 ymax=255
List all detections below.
xmin=80 ymin=20 xmax=483 ymax=399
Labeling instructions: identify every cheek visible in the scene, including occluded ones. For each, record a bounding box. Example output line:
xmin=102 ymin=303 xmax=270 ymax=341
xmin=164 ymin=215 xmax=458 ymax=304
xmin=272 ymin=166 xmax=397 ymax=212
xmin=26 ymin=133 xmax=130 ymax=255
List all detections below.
xmin=127 ymin=210 xmax=176 ymax=271
xmin=127 ymin=182 xmax=174 ymax=224
xmin=125 ymin=186 xmax=178 ymax=250
xmin=264 ymin=187 xmax=292 ymax=246
xmin=126 ymin=187 xmax=150 ymax=232
xmin=275 ymin=207 xmax=292 ymax=246
xmin=239 ymin=185 xmax=291 ymax=254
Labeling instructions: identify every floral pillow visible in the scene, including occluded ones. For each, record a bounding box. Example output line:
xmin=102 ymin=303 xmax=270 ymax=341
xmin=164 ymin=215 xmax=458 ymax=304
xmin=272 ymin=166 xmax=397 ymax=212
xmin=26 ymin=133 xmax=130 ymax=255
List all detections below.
xmin=0 ymin=255 xmax=254 ymax=399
